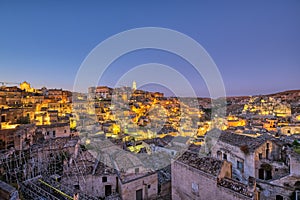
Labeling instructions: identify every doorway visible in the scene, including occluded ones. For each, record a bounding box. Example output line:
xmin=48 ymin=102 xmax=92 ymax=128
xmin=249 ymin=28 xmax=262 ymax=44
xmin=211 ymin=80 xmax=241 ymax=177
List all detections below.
xmin=259 ymin=168 xmax=264 ymax=179
xmin=136 ymin=189 xmax=143 ymax=200
xmin=105 ymin=185 xmax=112 ymax=196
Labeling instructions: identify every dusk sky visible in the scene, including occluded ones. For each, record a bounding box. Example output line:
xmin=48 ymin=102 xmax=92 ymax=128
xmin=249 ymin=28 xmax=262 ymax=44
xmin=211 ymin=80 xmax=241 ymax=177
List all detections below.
xmin=0 ymin=1 xmax=299 ymax=97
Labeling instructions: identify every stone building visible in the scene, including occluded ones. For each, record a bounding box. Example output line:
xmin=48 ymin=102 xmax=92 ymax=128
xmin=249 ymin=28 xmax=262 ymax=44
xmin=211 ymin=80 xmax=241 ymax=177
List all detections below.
xmin=88 ymin=86 xmax=113 ymax=100
xmin=20 ymin=81 xmax=34 ymax=93
xmin=242 ymin=96 xmax=291 ymax=117
xmin=256 ymin=151 xmax=300 ymax=200
xmin=280 ymin=125 xmax=300 ymax=136
xmin=118 ymin=171 xmax=158 ymax=200
xmin=227 ymin=115 xmax=247 ymax=127
xmin=62 ymin=155 xmax=119 ymax=198
xmin=211 ymin=132 xmax=288 ymax=182
xmin=36 ymin=122 xmax=71 ymax=139
xmin=61 ymin=147 xmax=159 ymax=200
xmin=0 ymin=87 xmax=23 ymax=106
xmin=210 ymin=131 xmax=300 ymax=199
xmin=0 ymin=122 xmax=71 ymax=151
xmin=47 ymin=89 xmax=64 ymax=100
xmin=172 ymin=151 xmax=256 ymax=200
xmin=0 ymin=124 xmax=36 ymax=150
xmin=0 ymin=107 xmax=35 ymax=125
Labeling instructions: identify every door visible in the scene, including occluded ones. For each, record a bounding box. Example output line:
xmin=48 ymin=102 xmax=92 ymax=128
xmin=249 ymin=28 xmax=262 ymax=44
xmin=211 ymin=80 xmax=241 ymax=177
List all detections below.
xmin=266 ymin=170 xmax=272 ymax=180
xmin=258 ymin=168 xmax=264 ymax=180
xmin=136 ymin=189 xmax=143 ymax=200
xmin=105 ymin=185 xmax=112 ymax=196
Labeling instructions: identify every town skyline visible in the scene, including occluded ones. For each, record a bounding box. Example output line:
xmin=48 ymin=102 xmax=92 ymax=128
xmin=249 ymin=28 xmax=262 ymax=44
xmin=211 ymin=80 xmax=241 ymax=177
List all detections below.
xmin=1 ymin=80 xmax=300 ymax=98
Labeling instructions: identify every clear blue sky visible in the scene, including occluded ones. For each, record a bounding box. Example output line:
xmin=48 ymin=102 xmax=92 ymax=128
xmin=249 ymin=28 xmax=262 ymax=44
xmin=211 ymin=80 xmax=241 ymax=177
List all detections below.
xmin=0 ymin=1 xmax=299 ymax=97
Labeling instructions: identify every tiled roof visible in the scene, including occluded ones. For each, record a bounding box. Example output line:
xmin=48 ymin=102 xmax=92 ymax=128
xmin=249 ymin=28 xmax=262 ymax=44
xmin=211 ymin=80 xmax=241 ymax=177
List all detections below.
xmin=176 ymin=151 xmax=223 ymax=177
xmin=218 ymin=177 xmax=253 ymax=198
xmin=219 ymin=131 xmax=266 ymax=152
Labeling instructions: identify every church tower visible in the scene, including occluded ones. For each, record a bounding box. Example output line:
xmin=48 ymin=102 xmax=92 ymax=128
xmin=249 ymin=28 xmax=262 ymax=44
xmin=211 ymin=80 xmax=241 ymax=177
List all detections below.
xmin=132 ymin=81 xmax=137 ymax=90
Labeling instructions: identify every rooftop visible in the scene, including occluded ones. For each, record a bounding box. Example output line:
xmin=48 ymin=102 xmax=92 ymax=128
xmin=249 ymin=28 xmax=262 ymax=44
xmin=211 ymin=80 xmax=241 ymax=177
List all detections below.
xmin=219 ymin=131 xmax=266 ymax=152
xmin=270 ymin=175 xmax=300 ymax=189
xmin=218 ymin=177 xmax=253 ymax=198
xmin=176 ymin=151 xmax=223 ymax=177
xmin=37 ymin=122 xmax=69 ymax=128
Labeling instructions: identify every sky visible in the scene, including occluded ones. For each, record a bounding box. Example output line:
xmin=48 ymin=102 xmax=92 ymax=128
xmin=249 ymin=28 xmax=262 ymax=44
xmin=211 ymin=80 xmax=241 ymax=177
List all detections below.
xmin=0 ymin=1 xmax=299 ymax=97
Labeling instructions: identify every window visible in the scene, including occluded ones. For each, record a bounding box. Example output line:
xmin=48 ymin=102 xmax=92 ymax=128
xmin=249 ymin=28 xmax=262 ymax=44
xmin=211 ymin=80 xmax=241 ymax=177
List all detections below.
xmin=276 ymin=195 xmax=283 ymax=200
xmin=259 ymin=168 xmax=264 ymax=179
xmin=217 ymin=151 xmax=222 ymax=159
xmin=74 ymin=184 xmax=80 ymax=190
xmin=266 ymin=143 xmax=269 ymax=148
xmin=64 ymin=130 xmax=67 ymax=133
xmin=266 ymin=149 xmax=269 ymax=159
xmin=237 ymin=161 xmax=244 ymax=172
xmin=53 ymin=131 xmax=56 ymax=137
xmin=191 ymin=182 xmax=199 ymax=195
xmin=265 ymin=170 xmax=272 ymax=180
xmin=223 ymin=153 xmax=227 ymax=160
xmin=148 ymin=185 xmax=151 ymax=189
xmin=135 ymin=168 xmax=139 ymax=174
xmin=102 ymin=176 xmax=107 ymax=183
xmin=259 ymin=153 xmax=262 ymax=159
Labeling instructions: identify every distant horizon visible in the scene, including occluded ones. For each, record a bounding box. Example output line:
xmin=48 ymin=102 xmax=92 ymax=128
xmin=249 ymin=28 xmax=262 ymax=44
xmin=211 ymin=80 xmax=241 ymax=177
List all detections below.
xmin=2 ymin=80 xmax=299 ymax=99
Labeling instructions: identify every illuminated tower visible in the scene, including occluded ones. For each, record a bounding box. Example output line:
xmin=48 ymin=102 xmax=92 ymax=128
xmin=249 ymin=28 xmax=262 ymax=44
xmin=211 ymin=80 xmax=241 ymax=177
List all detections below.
xmin=132 ymin=81 xmax=137 ymax=90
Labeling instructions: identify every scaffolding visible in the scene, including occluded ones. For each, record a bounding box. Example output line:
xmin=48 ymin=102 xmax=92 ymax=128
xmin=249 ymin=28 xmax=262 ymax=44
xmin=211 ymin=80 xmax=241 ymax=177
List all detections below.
xmin=0 ymin=138 xmax=99 ymax=200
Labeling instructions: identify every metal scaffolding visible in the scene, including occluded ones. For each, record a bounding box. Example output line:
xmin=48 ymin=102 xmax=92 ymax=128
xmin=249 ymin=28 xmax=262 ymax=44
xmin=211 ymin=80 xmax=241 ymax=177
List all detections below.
xmin=0 ymin=138 xmax=99 ymax=200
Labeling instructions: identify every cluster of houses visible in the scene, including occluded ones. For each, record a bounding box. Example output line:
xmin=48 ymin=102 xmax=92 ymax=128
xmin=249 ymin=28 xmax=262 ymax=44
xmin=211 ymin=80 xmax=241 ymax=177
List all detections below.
xmin=0 ymin=83 xmax=299 ymax=199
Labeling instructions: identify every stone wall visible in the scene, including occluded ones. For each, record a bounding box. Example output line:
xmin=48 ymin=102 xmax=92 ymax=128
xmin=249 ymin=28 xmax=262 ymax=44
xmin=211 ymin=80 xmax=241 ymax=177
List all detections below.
xmin=37 ymin=123 xmax=70 ymax=139
xmin=289 ymin=153 xmax=300 ymax=176
xmin=254 ymin=141 xmax=285 ymax=179
xmin=257 ymin=180 xmax=294 ymax=200
xmin=281 ymin=126 xmax=300 ymax=135
xmin=63 ymin=174 xmax=118 ymax=198
xmin=171 ymin=161 xmax=253 ymax=200
xmin=211 ymin=141 xmax=256 ymax=179
xmin=119 ymin=172 xmax=158 ymax=200
xmin=159 ymin=181 xmax=171 ymax=199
